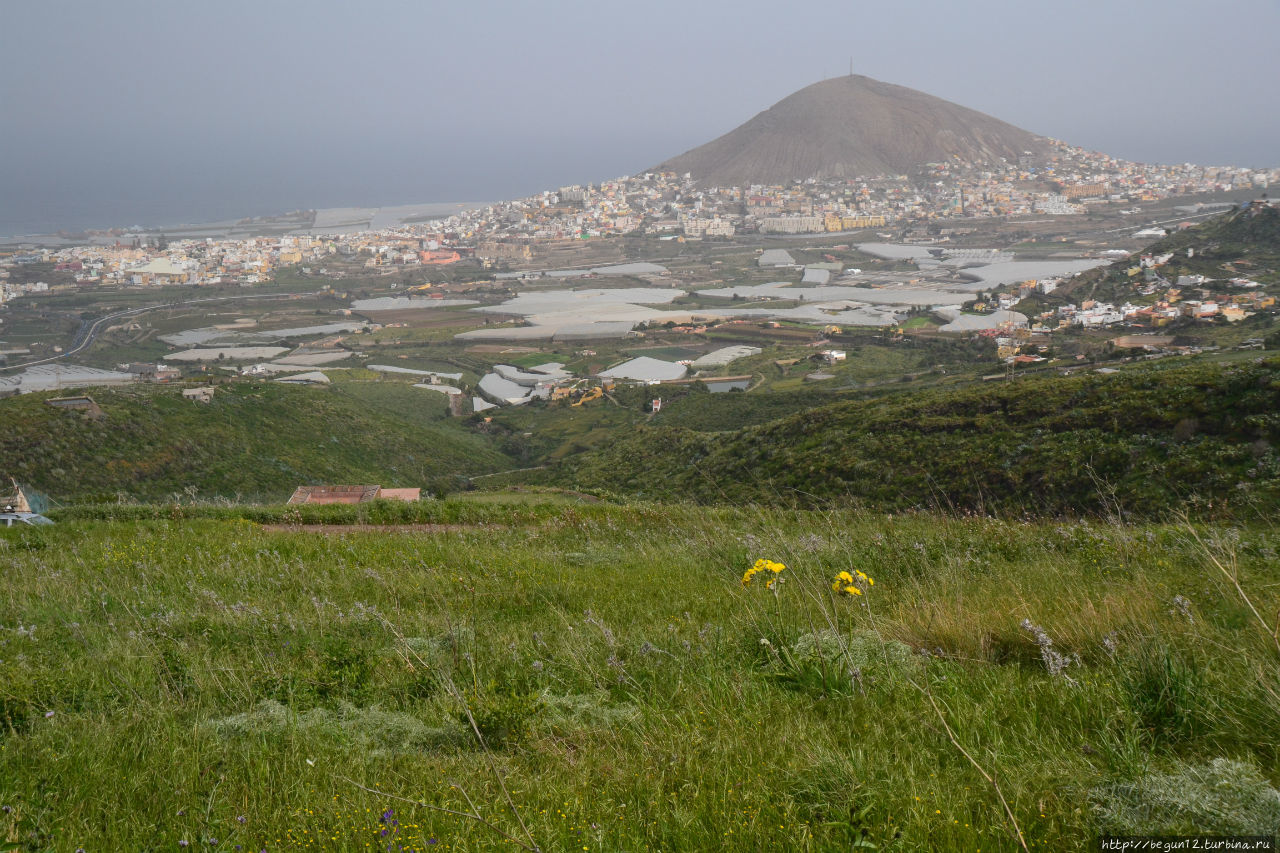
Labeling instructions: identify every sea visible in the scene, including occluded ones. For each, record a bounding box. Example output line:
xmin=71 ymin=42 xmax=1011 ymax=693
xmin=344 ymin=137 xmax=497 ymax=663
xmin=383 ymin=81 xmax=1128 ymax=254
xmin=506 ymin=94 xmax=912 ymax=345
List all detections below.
xmin=0 ymin=191 xmax=492 ymax=243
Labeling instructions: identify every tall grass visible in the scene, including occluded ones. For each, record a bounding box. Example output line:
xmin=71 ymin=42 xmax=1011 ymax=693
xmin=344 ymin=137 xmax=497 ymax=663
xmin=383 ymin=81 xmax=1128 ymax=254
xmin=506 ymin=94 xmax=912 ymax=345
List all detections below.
xmin=1 ymin=503 xmax=1278 ymax=849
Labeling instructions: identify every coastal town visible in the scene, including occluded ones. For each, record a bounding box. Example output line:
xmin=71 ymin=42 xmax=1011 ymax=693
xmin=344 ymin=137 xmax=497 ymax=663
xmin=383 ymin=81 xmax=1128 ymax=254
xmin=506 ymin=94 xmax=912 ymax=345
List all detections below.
xmin=4 ymin=138 xmax=1277 ymax=293
xmin=1 ymin=138 xmax=1277 ymax=402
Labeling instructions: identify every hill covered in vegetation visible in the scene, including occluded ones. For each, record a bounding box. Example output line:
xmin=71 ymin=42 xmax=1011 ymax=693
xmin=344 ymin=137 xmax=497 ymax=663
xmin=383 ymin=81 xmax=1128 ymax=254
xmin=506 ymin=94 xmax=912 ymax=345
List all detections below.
xmin=0 ymin=381 xmax=514 ymax=502
xmin=561 ymin=357 xmax=1280 ymax=517
xmin=1150 ymin=202 xmax=1280 ymax=266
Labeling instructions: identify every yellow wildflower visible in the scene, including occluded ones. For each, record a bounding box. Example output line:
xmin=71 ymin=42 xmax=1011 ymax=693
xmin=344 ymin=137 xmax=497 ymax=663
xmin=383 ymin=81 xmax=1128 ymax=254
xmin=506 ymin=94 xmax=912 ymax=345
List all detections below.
xmin=832 ymin=569 xmax=873 ymax=596
xmin=745 ymin=559 xmax=785 ymax=587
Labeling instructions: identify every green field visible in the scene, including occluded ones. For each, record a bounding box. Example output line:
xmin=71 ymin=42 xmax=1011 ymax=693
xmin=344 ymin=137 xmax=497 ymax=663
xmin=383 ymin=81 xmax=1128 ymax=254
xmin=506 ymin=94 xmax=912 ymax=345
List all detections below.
xmin=2 ymin=503 xmax=1279 ymax=849
xmin=621 ymin=346 xmax=706 ymax=362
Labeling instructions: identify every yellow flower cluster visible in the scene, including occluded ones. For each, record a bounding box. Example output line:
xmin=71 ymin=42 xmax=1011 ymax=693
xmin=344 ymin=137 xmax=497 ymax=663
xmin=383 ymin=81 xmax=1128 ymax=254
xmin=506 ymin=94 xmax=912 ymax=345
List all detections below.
xmin=831 ymin=569 xmax=874 ymax=596
xmin=742 ymin=559 xmax=786 ymax=588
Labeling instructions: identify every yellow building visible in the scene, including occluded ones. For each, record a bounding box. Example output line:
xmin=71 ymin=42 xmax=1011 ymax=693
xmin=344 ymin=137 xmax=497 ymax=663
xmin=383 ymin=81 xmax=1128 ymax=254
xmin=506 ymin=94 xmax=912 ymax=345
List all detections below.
xmin=840 ymin=215 xmax=887 ymax=229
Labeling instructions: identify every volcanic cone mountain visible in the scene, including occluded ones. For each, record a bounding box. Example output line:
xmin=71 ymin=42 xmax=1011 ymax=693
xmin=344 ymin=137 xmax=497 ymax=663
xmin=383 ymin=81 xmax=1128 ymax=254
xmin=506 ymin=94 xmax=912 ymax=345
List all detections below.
xmin=651 ymin=75 xmax=1051 ymax=186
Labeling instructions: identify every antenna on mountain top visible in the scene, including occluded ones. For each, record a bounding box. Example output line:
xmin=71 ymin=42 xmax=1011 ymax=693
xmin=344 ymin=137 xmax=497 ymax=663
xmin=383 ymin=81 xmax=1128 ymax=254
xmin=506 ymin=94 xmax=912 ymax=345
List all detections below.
xmin=849 ymin=58 xmax=853 ymax=76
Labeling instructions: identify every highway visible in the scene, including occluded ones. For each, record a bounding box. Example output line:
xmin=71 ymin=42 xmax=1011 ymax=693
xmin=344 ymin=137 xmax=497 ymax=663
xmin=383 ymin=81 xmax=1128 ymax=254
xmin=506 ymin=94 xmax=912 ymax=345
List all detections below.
xmin=0 ymin=291 xmax=304 ymax=372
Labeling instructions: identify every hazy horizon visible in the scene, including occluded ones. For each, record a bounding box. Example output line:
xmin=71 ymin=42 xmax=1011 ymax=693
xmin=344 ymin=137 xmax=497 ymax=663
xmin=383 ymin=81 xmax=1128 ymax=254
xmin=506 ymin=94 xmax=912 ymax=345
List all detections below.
xmin=4 ymin=0 xmax=1279 ymax=236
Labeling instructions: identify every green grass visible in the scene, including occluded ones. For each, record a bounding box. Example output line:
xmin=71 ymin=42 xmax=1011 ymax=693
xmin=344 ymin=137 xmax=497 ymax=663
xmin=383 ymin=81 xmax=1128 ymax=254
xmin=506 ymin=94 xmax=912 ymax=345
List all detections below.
xmin=362 ymin=325 xmax=486 ymax=347
xmin=2 ymin=504 xmax=1279 ymax=849
xmin=450 ymin=488 xmax=598 ymax=505
xmin=621 ymin=346 xmax=705 ymax=362
xmin=501 ymin=353 xmax=559 ymax=369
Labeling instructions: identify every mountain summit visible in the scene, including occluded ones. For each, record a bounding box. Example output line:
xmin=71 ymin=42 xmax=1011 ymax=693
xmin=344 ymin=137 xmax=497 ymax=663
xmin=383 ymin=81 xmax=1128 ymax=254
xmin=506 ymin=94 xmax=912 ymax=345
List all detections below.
xmin=651 ymin=75 xmax=1050 ymax=186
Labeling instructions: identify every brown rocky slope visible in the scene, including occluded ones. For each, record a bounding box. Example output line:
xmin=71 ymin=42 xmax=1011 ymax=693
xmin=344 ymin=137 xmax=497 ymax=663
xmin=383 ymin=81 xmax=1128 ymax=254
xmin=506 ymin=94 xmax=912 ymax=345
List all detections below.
xmin=651 ymin=74 xmax=1051 ymax=186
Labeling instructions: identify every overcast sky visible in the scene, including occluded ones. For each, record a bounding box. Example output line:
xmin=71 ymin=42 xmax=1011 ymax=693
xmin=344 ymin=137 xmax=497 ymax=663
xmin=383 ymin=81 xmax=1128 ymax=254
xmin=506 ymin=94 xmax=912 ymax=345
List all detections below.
xmin=3 ymin=0 xmax=1279 ymax=233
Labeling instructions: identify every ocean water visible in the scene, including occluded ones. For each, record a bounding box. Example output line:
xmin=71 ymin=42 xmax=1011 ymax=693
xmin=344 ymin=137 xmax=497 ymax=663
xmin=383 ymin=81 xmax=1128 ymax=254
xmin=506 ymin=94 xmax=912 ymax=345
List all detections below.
xmin=0 ymin=180 xmax=493 ymax=240
xmin=0 ymin=185 xmax=294 ymax=238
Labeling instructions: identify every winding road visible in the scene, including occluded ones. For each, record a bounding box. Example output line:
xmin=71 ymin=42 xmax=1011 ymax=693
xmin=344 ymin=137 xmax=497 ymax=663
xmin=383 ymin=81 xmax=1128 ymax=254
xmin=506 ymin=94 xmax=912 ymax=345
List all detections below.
xmin=0 ymin=291 xmax=304 ymax=372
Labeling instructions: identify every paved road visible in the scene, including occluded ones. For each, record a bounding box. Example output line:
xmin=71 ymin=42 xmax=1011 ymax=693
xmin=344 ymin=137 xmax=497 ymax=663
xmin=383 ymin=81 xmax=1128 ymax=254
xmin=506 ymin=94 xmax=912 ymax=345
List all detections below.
xmin=0 ymin=291 xmax=304 ymax=372
xmin=1095 ymin=207 xmax=1229 ymax=236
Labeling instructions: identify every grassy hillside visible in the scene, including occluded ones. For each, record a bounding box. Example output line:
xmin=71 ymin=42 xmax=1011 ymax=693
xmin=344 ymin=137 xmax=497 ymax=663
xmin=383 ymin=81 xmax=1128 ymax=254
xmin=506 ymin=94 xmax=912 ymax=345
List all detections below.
xmin=2 ymin=504 xmax=1278 ymax=849
xmin=1149 ymin=203 xmax=1280 ymax=268
xmin=561 ymin=357 xmax=1280 ymax=517
xmin=0 ymin=382 xmax=513 ymax=502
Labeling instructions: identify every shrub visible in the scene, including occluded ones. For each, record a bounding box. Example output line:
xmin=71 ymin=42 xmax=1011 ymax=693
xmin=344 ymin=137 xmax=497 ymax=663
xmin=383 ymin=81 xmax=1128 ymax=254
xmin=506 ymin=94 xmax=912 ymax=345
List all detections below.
xmin=207 ymin=699 xmax=465 ymax=755
xmin=1092 ymin=758 xmax=1280 ymax=835
xmin=461 ymin=686 xmax=536 ymax=747
xmin=779 ymin=629 xmax=915 ymax=694
xmin=536 ymin=689 xmax=638 ymax=731
xmin=316 ymin=634 xmax=376 ymax=704
xmin=1119 ymin=642 xmax=1208 ymax=743
xmin=786 ymin=746 xmax=880 ymax=845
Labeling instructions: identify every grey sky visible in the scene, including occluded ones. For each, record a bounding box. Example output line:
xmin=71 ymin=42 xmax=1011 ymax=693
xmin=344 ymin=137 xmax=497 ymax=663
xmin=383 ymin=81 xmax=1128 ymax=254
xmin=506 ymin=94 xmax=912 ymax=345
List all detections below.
xmin=3 ymin=0 xmax=1278 ymax=233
